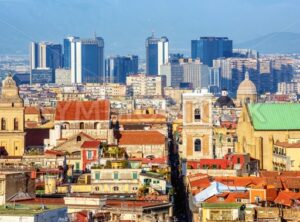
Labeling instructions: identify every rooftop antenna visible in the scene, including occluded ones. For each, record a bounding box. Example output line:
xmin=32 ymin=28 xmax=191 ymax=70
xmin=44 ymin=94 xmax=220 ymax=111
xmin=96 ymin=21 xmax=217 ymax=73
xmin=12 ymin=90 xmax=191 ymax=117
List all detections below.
xmin=94 ymin=30 xmax=97 ymax=39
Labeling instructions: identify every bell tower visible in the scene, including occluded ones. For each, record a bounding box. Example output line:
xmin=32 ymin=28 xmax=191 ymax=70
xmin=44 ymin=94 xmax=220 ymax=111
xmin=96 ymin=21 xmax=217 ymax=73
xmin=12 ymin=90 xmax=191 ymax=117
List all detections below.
xmin=0 ymin=74 xmax=25 ymax=156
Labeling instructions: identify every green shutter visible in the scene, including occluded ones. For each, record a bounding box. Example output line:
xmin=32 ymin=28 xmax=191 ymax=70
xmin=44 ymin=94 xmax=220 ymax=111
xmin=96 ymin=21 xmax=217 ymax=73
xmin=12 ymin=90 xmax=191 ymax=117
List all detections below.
xmin=95 ymin=172 xmax=100 ymax=180
xmin=114 ymin=172 xmax=119 ymax=180
xmin=132 ymin=172 xmax=138 ymax=179
xmin=75 ymin=162 xmax=80 ymax=171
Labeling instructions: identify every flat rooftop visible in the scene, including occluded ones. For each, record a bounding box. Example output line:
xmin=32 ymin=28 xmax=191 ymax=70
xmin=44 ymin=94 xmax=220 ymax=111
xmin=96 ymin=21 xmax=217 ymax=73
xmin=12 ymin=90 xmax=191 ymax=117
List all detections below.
xmin=0 ymin=204 xmax=65 ymax=216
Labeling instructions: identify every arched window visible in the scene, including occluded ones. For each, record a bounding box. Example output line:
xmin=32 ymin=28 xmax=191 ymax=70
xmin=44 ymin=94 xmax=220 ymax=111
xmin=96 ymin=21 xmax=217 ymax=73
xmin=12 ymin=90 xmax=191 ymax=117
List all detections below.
xmin=1 ymin=118 xmax=6 ymax=130
xmin=194 ymin=109 xmax=201 ymax=121
xmin=79 ymin=122 xmax=84 ymax=129
xmin=94 ymin=122 xmax=100 ymax=130
xmin=194 ymin=139 xmax=201 ymax=152
xmin=76 ymin=136 xmax=81 ymax=142
xmin=14 ymin=118 xmax=18 ymax=130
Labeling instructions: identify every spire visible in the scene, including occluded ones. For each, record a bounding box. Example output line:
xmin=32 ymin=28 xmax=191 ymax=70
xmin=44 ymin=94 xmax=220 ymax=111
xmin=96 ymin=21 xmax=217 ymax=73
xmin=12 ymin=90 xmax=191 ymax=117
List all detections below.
xmin=245 ymin=71 xmax=249 ymax=80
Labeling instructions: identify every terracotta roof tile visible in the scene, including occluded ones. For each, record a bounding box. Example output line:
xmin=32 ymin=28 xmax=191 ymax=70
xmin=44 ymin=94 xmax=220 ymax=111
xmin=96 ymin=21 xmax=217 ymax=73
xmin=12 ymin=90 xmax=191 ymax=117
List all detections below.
xmin=25 ymin=106 xmax=40 ymax=115
xmin=119 ymin=131 xmax=166 ymax=145
xmin=41 ymin=107 xmax=56 ymax=115
xmin=55 ymin=100 xmax=110 ymax=121
xmin=81 ymin=141 xmax=101 ymax=148
xmin=274 ymin=191 xmax=300 ymax=207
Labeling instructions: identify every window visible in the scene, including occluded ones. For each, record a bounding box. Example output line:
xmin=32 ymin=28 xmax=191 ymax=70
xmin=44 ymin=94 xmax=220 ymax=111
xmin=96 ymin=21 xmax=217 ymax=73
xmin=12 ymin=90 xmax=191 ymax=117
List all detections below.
xmin=76 ymin=136 xmax=81 ymax=142
xmin=95 ymin=186 xmax=99 ymax=191
xmin=95 ymin=172 xmax=100 ymax=180
xmin=113 ymin=186 xmax=119 ymax=191
xmin=255 ymin=196 xmax=260 ymax=203
xmin=132 ymin=172 xmax=138 ymax=180
xmin=79 ymin=122 xmax=84 ymax=129
xmin=194 ymin=139 xmax=201 ymax=152
xmin=94 ymin=122 xmax=100 ymax=129
xmin=87 ymin=150 xmax=93 ymax=160
xmin=1 ymin=118 xmax=6 ymax=130
xmin=75 ymin=162 xmax=80 ymax=171
xmin=113 ymin=172 xmax=119 ymax=180
xmin=194 ymin=109 xmax=201 ymax=121
xmin=14 ymin=118 xmax=18 ymax=130
xmin=132 ymin=187 xmax=138 ymax=191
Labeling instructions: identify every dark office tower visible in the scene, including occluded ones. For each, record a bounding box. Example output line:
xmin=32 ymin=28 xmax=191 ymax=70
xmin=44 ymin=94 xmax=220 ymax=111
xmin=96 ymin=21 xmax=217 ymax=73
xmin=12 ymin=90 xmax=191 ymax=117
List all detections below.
xmin=105 ymin=55 xmax=138 ymax=83
xmin=63 ymin=36 xmax=79 ymax=69
xmin=146 ymin=34 xmax=169 ymax=75
xmin=191 ymin=37 xmax=232 ymax=67
xmin=70 ymin=37 xmax=105 ymax=83
xmin=30 ymin=42 xmax=62 ymax=70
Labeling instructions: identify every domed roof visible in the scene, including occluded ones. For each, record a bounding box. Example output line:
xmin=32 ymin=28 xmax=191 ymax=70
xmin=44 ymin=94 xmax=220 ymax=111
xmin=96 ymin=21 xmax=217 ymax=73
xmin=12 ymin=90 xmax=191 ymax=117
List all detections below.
xmin=237 ymin=72 xmax=257 ymax=95
xmin=214 ymin=89 xmax=235 ymax=108
xmin=215 ymin=96 xmax=235 ymax=108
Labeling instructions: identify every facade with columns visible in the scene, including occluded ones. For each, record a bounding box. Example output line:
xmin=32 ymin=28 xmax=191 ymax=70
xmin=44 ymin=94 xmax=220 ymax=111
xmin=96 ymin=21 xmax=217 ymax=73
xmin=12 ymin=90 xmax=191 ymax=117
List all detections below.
xmin=0 ymin=75 xmax=25 ymax=156
xmin=180 ymin=89 xmax=214 ymax=160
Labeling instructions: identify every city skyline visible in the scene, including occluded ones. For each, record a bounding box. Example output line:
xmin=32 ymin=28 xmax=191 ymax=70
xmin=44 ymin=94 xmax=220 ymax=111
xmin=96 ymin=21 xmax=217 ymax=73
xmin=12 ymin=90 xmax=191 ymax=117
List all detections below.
xmin=0 ymin=0 xmax=300 ymax=56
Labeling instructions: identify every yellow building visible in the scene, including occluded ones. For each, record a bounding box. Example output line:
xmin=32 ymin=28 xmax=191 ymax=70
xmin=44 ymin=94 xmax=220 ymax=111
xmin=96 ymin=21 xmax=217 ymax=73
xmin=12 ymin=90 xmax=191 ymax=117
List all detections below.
xmin=180 ymin=89 xmax=214 ymax=160
xmin=0 ymin=75 xmax=25 ymax=156
xmin=236 ymin=103 xmax=300 ymax=170
xmin=272 ymin=141 xmax=300 ymax=171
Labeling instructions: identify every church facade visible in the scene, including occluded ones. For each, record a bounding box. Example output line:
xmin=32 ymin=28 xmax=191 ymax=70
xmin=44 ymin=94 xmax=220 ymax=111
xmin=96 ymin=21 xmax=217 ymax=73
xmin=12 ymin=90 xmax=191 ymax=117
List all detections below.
xmin=0 ymin=75 xmax=25 ymax=156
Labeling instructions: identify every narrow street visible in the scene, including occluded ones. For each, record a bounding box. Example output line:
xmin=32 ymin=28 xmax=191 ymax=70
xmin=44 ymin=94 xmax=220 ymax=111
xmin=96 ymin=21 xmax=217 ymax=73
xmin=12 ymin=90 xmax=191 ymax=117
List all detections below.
xmin=168 ymin=123 xmax=190 ymax=222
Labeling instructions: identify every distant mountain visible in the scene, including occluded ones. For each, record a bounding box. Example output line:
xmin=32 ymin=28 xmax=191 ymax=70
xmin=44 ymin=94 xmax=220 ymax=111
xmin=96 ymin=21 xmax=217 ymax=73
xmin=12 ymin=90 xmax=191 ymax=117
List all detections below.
xmin=236 ymin=32 xmax=300 ymax=54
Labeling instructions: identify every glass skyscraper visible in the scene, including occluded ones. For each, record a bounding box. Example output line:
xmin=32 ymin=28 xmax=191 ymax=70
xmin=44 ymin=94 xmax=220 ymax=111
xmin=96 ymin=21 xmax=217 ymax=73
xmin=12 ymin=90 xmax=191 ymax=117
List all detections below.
xmin=146 ymin=35 xmax=169 ymax=75
xmin=29 ymin=41 xmax=62 ymax=84
xmin=30 ymin=42 xmax=62 ymax=70
xmin=63 ymin=36 xmax=79 ymax=69
xmin=105 ymin=55 xmax=138 ymax=83
xmin=70 ymin=37 xmax=105 ymax=83
xmin=191 ymin=37 xmax=232 ymax=67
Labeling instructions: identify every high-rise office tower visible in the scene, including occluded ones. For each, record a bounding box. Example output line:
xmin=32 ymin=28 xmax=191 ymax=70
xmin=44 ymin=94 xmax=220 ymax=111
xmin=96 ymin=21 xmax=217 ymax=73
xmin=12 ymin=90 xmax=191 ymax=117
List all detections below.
xmin=105 ymin=55 xmax=138 ymax=84
xmin=30 ymin=41 xmax=62 ymax=84
xmin=70 ymin=37 xmax=104 ymax=83
xmin=63 ymin=36 xmax=79 ymax=69
xmin=146 ymin=34 xmax=169 ymax=75
xmin=30 ymin=42 xmax=62 ymax=70
xmin=160 ymin=58 xmax=210 ymax=89
xmin=191 ymin=37 xmax=232 ymax=67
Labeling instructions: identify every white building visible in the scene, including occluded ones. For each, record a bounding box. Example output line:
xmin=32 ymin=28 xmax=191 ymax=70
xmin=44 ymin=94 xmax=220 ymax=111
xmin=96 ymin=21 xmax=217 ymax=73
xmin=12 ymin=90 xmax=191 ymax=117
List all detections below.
xmin=126 ymin=74 xmax=166 ymax=97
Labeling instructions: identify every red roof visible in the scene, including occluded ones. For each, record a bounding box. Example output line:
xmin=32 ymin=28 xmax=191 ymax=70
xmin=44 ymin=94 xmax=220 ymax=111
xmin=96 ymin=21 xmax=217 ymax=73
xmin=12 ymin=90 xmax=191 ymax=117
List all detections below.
xmin=119 ymin=131 xmax=166 ymax=145
xmin=81 ymin=141 xmax=101 ymax=148
xmin=55 ymin=100 xmax=110 ymax=121
xmin=25 ymin=106 xmax=40 ymax=115
xmin=44 ymin=150 xmax=65 ymax=156
xmin=274 ymin=191 xmax=300 ymax=207
xmin=41 ymin=107 xmax=56 ymax=115
xmin=129 ymin=157 xmax=168 ymax=164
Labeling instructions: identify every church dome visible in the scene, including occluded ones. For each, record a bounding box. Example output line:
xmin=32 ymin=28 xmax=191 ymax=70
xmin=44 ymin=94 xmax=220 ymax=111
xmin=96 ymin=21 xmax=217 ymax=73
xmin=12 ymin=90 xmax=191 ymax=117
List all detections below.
xmin=237 ymin=71 xmax=257 ymax=95
xmin=214 ymin=89 xmax=235 ymax=108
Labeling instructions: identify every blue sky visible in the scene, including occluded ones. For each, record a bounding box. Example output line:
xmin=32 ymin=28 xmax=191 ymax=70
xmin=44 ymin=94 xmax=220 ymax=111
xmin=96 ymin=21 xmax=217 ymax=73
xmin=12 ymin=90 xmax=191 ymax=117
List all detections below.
xmin=0 ymin=0 xmax=299 ymax=57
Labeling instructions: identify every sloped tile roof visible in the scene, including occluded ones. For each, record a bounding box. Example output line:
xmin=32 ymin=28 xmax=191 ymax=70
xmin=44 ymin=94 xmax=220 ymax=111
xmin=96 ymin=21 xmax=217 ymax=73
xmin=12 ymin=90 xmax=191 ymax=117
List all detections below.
xmin=55 ymin=100 xmax=110 ymax=121
xmin=118 ymin=130 xmax=166 ymax=145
